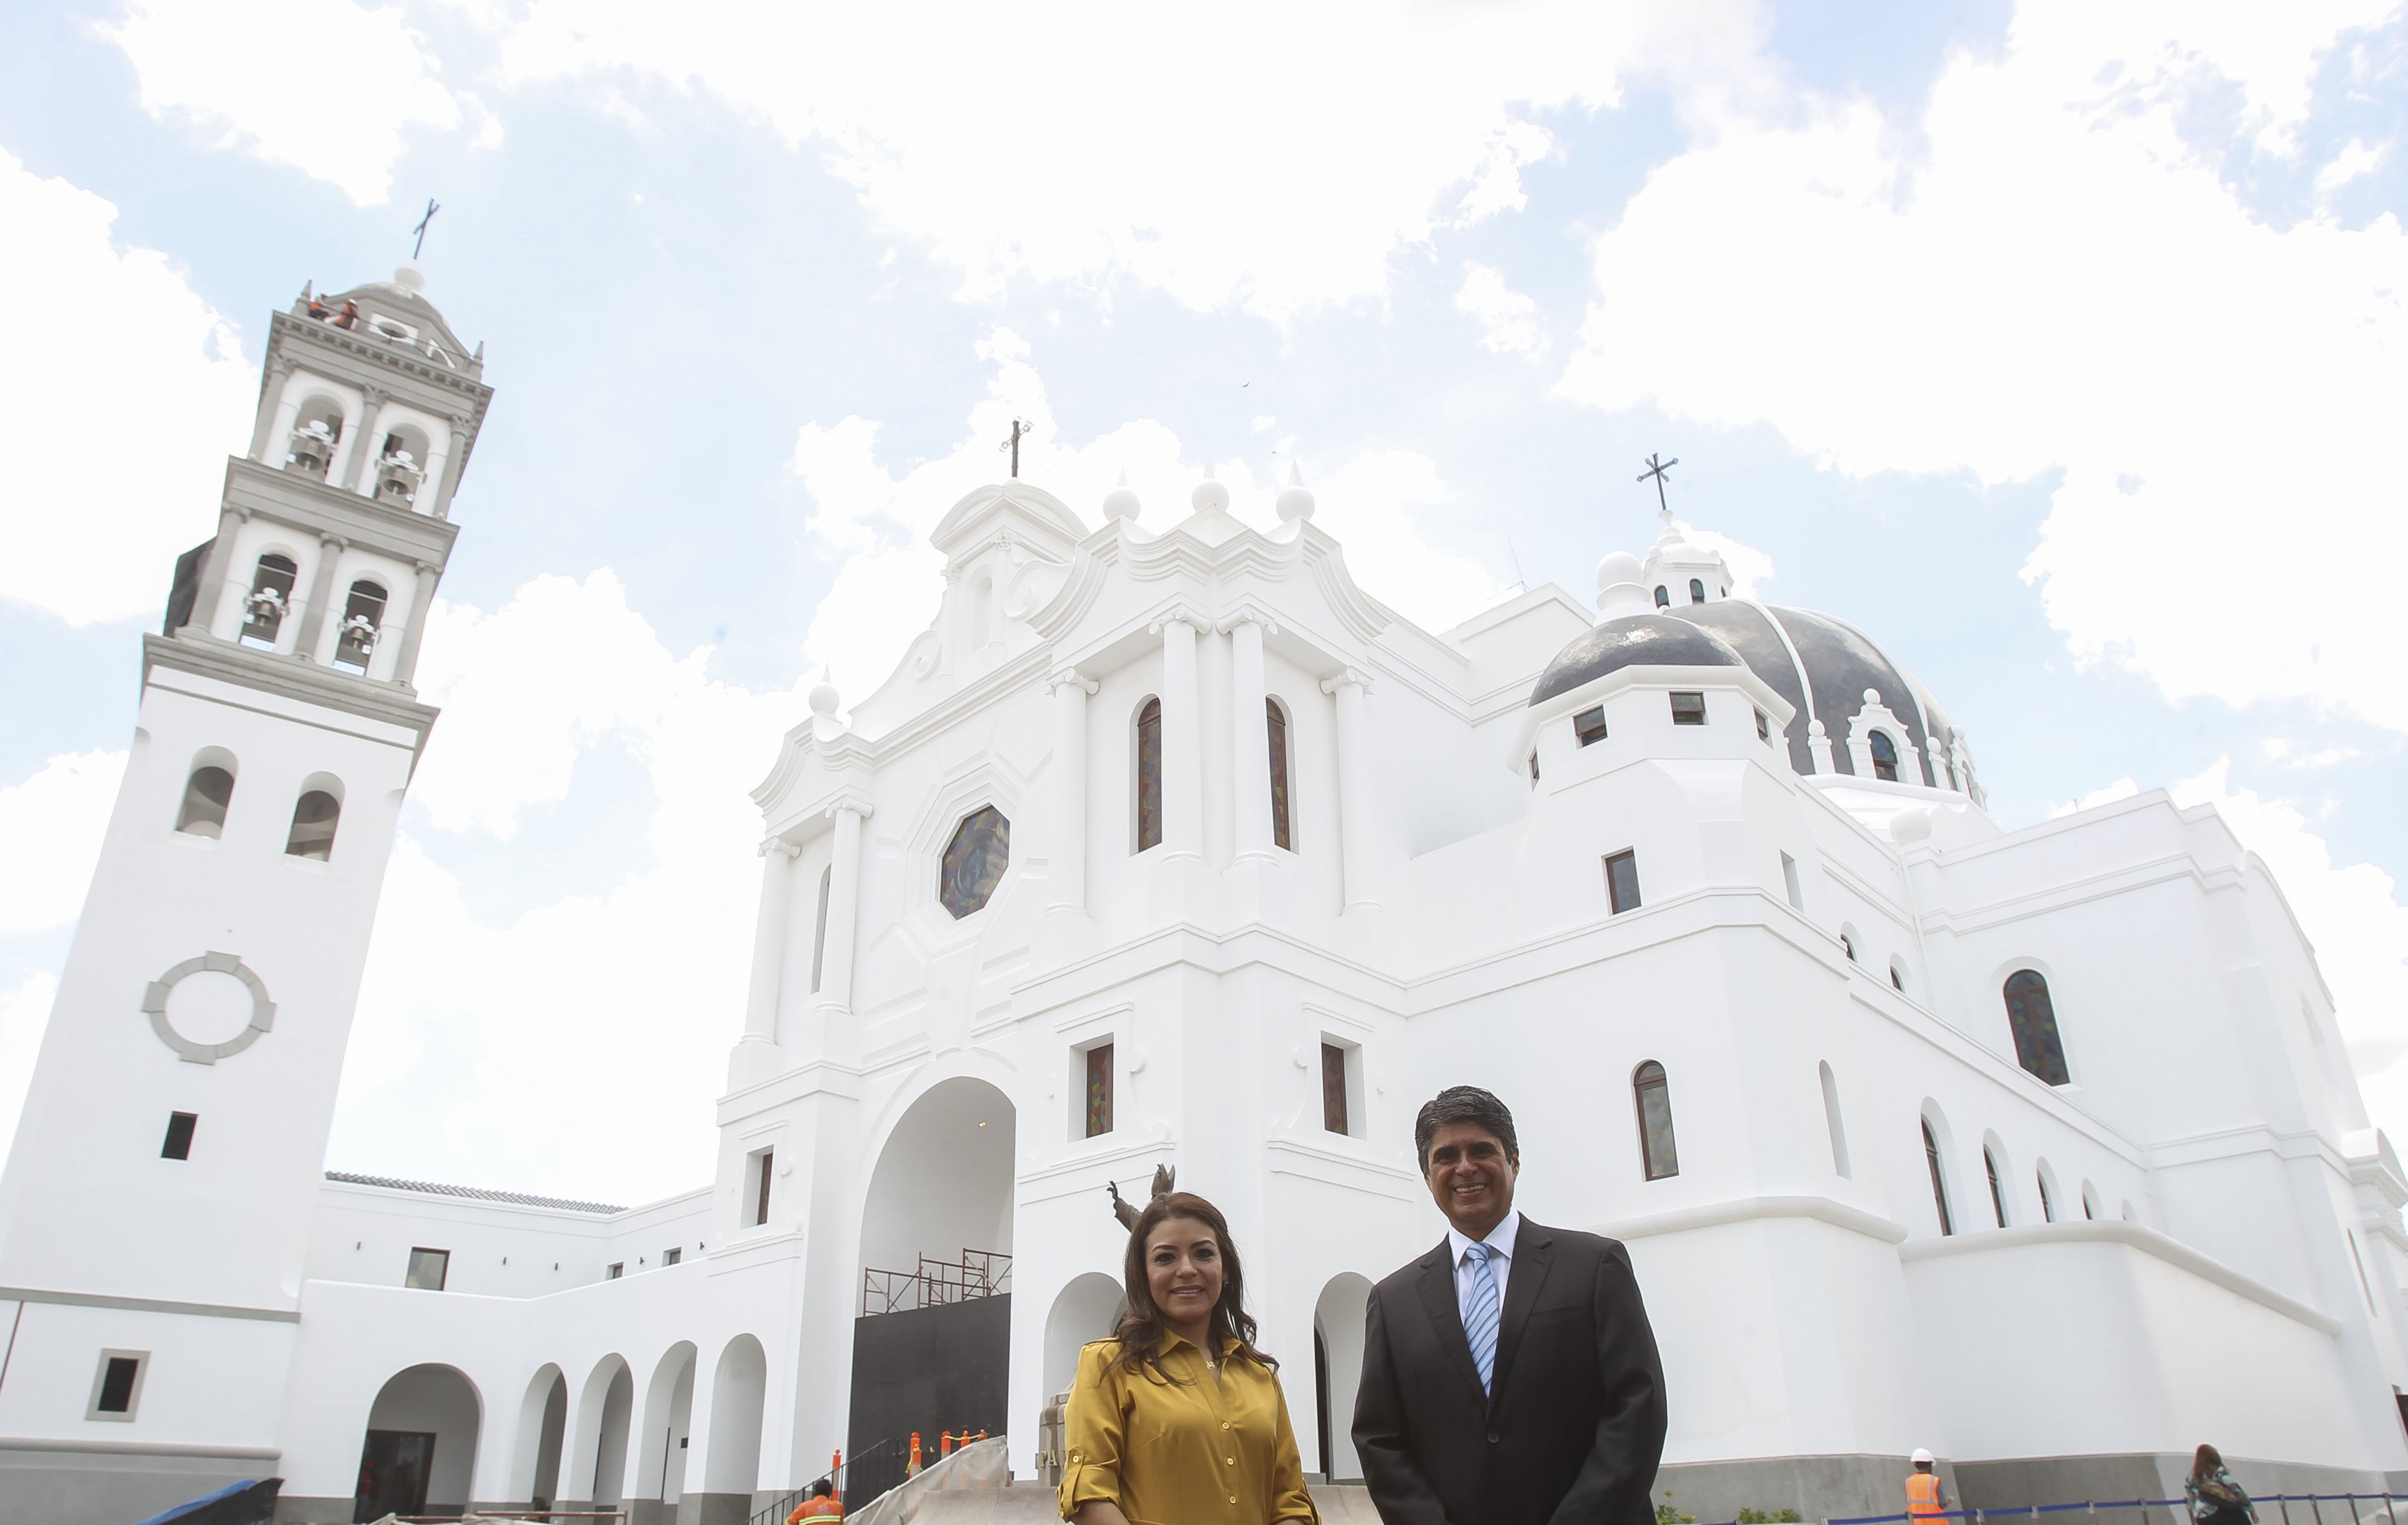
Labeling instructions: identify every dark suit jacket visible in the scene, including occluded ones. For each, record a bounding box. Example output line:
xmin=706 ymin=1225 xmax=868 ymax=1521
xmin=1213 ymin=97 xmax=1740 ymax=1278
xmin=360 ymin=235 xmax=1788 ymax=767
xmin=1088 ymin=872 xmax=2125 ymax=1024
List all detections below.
xmin=1352 ymin=1217 xmax=1667 ymax=1525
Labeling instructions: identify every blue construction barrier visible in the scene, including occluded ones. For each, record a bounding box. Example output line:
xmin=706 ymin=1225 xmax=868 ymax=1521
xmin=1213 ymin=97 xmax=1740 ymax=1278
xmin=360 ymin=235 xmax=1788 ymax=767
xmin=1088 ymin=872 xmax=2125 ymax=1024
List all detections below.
xmin=127 ymin=1479 xmax=281 ymax=1525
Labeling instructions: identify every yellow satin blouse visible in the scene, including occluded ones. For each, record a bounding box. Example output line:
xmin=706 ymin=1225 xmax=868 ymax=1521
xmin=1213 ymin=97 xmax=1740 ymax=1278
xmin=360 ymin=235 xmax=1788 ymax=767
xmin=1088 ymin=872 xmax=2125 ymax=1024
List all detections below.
xmin=1057 ymin=1334 xmax=1316 ymax=1525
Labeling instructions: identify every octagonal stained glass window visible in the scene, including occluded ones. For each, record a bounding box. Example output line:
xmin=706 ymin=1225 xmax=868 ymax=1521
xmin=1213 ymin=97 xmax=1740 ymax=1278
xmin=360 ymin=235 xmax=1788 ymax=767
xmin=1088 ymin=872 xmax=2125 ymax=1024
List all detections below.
xmin=941 ymin=805 xmax=1010 ymax=919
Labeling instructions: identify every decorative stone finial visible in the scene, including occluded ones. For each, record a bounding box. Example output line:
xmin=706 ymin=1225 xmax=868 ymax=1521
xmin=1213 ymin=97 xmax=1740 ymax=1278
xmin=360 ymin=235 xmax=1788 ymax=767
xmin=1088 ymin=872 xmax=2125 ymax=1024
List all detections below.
xmin=393 ymin=261 xmax=426 ymax=293
xmin=1594 ymin=550 xmax=1651 ymax=620
xmin=1103 ymin=471 xmax=1141 ymax=520
xmin=1275 ymin=463 xmax=1315 ymax=522
xmin=809 ymin=674 xmax=841 ymax=716
xmin=1191 ymin=468 xmax=1231 ymax=515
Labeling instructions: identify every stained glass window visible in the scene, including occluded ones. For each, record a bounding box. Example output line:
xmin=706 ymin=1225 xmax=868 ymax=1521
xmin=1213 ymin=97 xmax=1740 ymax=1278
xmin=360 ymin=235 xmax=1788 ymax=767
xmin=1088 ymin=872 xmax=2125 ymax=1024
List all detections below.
xmin=1870 ymin=730 xmax=1900 ymax=782
xmin=1085 ymin=1043 xmax=1114 ymax=1137
xmin=2003 ymin=970 xmax=2070 ymax=1085
xmin=1634 ymin=1061 xmax=1678 ymax=1180
xmin=940 ymin=805 xmax=1009 ymax=919
xmin=1924 ymin=1119 xmax=1953 ymax=1234
xmin=1267 ymin=699 xmax=1292 ymax=850
xmin=1135 ymin=698 xmax=1162 ymax=851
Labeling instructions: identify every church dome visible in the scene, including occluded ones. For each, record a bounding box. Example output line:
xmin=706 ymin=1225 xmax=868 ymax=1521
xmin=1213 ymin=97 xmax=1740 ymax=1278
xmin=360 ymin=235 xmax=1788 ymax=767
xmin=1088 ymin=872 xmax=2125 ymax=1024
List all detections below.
xmin=1530 ymin=614 xmax=1745 ymax=704
xmin=1657 ymin=600 xmax=1973 ymax=794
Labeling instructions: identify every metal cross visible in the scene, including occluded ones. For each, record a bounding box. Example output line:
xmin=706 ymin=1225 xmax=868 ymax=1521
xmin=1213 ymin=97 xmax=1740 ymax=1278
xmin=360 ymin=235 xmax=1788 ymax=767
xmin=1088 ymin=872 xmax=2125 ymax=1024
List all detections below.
xmin=999 ymin=418 xmax=1032 ymax=478
xmin=1637 ymin=453 xmax=1679 ymax=514
xmin=410 ymin=199 xmax=441 ymax=260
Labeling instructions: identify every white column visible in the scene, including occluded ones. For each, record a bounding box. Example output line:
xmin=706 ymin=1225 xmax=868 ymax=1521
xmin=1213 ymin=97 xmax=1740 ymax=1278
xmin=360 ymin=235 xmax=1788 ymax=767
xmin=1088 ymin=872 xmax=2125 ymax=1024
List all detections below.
xmin=1321 ymin=669 xmax=1381 ymax=912
xmin=332 ymin=388 xmax=377 ymax=491
xmin=260 ymin=369 xmax=302 ymax=464
xmin=389 ymin=562 xmax=442 ymax=684
xmin=1230 ymin=617 xmax=1275 ymax=860
xmin=1158 ymin=616 xmax=1202 ymax=858
xmin=352 ymin=397 xmax=398 ymax=496
xmin=292 ymin=534 xmax=345 ymax=661
xmin=1048 ymin=671 xmax=1096 ymax=914
xmin=189 ymin=509 xmax=245 ymax=633
xmin=741 ymin=840 xmax=800 ymax=1048
xmin=814 ymin=802 xmax=871 ymax=1016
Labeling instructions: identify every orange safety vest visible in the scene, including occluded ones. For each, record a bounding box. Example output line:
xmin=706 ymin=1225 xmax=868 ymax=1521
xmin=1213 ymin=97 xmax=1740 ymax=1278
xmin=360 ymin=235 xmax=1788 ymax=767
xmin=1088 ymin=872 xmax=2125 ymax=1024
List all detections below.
xmin=1906 ymin=1473 xmax=1946 ymax=1519
xmin=787 ymin=1495 xmax=843 ymax=1525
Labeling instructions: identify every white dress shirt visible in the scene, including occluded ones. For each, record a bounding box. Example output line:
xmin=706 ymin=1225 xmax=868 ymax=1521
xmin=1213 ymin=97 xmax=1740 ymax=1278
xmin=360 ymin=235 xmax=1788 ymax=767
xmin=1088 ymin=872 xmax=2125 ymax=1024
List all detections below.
xmin=1445 ymin=1208 xmax=1522 ymax=1334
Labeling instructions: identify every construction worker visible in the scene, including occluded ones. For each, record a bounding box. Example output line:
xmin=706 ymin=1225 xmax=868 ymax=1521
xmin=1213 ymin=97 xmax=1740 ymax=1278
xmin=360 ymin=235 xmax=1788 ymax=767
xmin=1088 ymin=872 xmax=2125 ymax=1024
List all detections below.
xmin=1906 ymin=1449 xmax=1950 ymax=1523
xmin=786 ymin=1477 xmax=842 ymax=1525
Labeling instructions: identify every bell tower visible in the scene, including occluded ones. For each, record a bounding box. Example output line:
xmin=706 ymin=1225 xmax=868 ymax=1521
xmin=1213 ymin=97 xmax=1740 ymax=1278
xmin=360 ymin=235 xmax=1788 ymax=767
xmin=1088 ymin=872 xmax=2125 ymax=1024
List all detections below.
xmin=0 ymin=263 xmax=490 ymax=1502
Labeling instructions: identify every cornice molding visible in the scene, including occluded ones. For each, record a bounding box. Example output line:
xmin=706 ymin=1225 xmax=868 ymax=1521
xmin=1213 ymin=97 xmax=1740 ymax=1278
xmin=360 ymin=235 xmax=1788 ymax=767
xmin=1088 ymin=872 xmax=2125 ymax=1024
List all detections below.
xmin=142 ymin=633 xmax=440 ymax=766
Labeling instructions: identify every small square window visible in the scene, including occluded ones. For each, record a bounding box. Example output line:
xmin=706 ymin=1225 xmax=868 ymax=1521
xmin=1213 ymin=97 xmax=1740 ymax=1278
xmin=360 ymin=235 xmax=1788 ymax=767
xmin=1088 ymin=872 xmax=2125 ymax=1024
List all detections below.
xmin=1322 ymin=1044 xmax=1350 ymax=1135
xmin=88 ymin=1351 xmax=147 ymax=1421
xmin=663 ymin=1247 xmax=682 ymax=1267
xmin=1573 ymin=707 xmax=1608 ymax=747
xmin=1670 ymin=692 xmax=1706 ymax=725
xmin=1605 ymin=850 xmax=1642 ymax=914
xmin=606 ymin=1262 xmax=625 ymax=1280
xmin=161 ymin=1112 xmax=197 ymax=1160
xmin=1755 ymin=708 xmax=1770 ymax=742
xmin=404 ymin=1247 xmax=449 ymax=1291
xmin=1082 ymin=1042 xmax=1115 ymax=1138
xmin=748 ymin=1147 xmax=774 ymax=1227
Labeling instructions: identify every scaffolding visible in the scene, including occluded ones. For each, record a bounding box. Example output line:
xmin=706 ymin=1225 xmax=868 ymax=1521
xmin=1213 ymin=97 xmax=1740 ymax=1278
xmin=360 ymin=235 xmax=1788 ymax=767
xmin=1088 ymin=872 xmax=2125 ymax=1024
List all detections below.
xmin=860 ymin=1248 xmax=1012 ymax=1316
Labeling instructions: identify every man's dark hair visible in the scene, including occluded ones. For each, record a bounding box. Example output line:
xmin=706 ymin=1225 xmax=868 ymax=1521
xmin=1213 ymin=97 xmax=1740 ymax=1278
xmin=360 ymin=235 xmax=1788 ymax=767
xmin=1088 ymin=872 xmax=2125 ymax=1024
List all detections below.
xmin=1413 ymin=1085 xmax=1518 ymax=1169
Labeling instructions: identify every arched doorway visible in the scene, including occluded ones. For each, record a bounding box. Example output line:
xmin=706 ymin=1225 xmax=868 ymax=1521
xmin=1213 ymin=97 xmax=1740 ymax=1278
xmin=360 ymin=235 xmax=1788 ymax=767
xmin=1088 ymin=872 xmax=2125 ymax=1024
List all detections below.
xmin=353 ymin=1365 xmax=481 ymax=1522
xmin=632 ymin=1343 xmax=697 ymax=1525
xmin=849 ymin=1076 xmax=1016 ymax=1487
xmin=568 ymin=1355 xmax=634 ymax=1510
xmin=703 ymin=1335 xmax=767 ymax=1510
xmin=508 ymin=1366 xmax=569 ymax=1510
xmin=1043 ymin=1273 xmax=1126 ymax=1401
xmin=1313 ymin=1274 xmax=1372 ymax=1483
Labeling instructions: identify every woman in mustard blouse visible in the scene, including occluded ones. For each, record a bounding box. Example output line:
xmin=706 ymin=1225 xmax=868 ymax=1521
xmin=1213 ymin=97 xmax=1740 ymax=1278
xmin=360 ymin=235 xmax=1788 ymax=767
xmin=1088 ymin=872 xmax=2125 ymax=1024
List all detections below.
xmin=1059 ymin=1191 xmax=1316 ymax=1525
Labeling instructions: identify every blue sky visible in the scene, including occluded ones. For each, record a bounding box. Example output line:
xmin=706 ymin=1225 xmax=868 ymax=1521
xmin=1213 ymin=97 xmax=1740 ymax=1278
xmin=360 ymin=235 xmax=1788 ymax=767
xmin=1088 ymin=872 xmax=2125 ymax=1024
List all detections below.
xmin=2 ymin=0 xmax=2404 ymax=1203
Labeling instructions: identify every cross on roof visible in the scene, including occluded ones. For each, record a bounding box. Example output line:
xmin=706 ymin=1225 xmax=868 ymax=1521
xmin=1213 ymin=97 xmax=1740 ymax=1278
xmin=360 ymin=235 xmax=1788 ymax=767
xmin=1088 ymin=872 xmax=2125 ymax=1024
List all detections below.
xmin=410 ymin=199 xmax=441 ymax=261
xmin=999 ymin=418 xmax=1032 ymax=479
xmin=1637 ymin=453 xmax=1679 ymax=516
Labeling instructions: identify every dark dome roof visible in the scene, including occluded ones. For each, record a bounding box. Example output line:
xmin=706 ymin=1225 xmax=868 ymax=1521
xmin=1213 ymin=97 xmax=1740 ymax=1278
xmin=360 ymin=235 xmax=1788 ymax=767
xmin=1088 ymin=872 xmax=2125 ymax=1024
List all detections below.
xmin=1530 ymin=615 xmax=1744 ymax=705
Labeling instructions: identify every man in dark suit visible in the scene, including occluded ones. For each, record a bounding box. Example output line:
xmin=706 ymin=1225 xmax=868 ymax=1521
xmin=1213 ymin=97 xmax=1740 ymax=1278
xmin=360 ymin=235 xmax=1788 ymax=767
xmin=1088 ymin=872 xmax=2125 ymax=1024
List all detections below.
xmin=1353 ymin=1085 xmax=1667 ymax=1525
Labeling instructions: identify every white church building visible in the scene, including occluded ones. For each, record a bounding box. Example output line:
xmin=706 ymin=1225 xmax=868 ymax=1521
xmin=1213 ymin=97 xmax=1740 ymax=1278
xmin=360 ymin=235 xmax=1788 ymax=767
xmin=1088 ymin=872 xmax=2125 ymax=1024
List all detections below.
xmin=3 ymin=264 xmax=2404 ymax=1525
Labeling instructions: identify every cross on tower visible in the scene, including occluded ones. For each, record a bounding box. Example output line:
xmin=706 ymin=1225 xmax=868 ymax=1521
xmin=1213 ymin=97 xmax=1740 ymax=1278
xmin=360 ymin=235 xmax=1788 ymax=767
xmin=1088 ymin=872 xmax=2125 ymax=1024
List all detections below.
xmin=999 ymin=418 xmax=1032 ymax=478
xmin=1637 ymin=453 xmax=1679 ymax=516
xmin=410 ymin=199 xmax=441 ymax=260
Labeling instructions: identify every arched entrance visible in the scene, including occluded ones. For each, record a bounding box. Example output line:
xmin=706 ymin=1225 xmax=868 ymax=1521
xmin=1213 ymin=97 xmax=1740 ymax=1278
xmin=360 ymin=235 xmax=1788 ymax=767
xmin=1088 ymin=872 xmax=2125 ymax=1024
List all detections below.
xmin=568 ymin=1355 xmax=634 ymax=1510
xmin=632 ymin=1343 xmax=697 ymax=1525
xmin=353 ymin=1365 xmax=482 ymax=1522
xmin=704 ymin=1335 xmax=767 ymax=1508
xmin=849 ymin=1076 xmax=1015 ymax=1489
xmin=508 ymin=1366 xmax=569 ymax=1510
xmin=1043 ymin=1273 xmax=1126 ymax=1401
xmin=1313 ymin=1274 xmax=1372 ymax=1483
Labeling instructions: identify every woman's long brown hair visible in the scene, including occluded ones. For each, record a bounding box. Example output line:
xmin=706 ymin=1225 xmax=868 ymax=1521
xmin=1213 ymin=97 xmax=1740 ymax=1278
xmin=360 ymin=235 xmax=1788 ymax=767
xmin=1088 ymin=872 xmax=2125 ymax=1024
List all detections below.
xmin=2192 ymin=1445 xmax=2223 ymax=1481
xmin=1110 ymin=1191 xmax=1276 ymax=1383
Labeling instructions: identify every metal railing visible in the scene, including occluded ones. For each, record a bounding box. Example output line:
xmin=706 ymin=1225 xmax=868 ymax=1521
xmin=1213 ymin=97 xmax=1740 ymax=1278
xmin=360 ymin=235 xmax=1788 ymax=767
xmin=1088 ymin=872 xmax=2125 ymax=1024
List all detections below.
xmin=861 ymin=1248 xmax=1012 ymax=1317
xmin=746 ymin=1437 xmax=908 ymax=1525
xmin=1822 ymin=1495 xmax=2404 ymax=1525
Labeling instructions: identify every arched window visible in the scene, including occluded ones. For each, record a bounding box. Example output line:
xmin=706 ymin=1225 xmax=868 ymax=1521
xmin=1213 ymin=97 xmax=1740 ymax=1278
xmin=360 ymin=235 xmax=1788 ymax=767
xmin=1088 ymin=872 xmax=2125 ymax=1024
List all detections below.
xmin=2036 ymin=1164 xmax=2057 ymax=1223
xmin=1688 ymin=578 xmax=1705 ymax=604
xmin=969 ymin=572 xmax=994 ymax=647
xmin=1633 ymin=1062 xmax=1678 ymax=1180
xmin=1134 ymin=698 xmax=1162 ymax=851
xmin=1869 ymin=730 xmax=1900 ymax=782
xmin=809 ymin=866 xmax=831 ymax=992
xmin=1839 ymin=927 xmax=1858 ymax=962
xmin=1922 ymin=1119 xmax=1954 ymax=1235
xmin=176 ymin=760 xmax=236 ymax=837
xmin=1984 ymin=1145 xmax=2008 ymax=1227
xmin=1263 ymin=698 xmax=1295 ymax=850
xmin=1653 ymin=585 xmax=1670 ymax=608
xmin=1819 ymin=1062 xmax=1851 ymax=1177
xmin=332 ymin=580 xmax=387 ymax=674
xmin=240 ymin=554 xmax=298 ymax=648
xmin=2003 ymin=970 xmax=2070 ymax=1085
xmin=1889 ymin=958 xmax=1907 ymax=993
xmin=285 ymin=788 xmax=341 ymax=860
xmin=2081 ymin=1181 xmax=2099 ymax=1220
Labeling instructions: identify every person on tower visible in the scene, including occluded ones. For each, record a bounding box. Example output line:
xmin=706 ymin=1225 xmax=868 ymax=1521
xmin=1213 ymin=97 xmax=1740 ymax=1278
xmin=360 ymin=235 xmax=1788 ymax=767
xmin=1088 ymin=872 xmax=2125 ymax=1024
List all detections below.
xmin=786 ymin=1477 xmax=842 ymax=1525
xmin=1906 ymin=1450 xmax=1951 ymax=1523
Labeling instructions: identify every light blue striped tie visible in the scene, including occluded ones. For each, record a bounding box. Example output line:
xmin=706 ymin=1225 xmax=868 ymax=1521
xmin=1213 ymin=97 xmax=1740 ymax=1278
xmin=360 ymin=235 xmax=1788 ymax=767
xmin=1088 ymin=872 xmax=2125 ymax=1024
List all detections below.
xmin=1464 ymin=1242 xmax=1501 ymax=1395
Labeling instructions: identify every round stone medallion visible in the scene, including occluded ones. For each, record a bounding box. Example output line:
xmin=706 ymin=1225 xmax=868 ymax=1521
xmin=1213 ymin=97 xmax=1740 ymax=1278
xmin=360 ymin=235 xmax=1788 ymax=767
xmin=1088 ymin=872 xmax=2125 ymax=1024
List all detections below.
xmin=142 ymin=952 xmax=276 ymax=1064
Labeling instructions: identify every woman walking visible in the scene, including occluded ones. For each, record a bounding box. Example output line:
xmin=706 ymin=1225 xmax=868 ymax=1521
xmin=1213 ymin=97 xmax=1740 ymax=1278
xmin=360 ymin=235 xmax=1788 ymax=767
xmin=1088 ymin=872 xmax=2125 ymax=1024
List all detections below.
xmin=2185 ymin=1445 xmax=2256 ymax=1525
xmin=1058 ymin=1191 xmax=1316 ymax=1525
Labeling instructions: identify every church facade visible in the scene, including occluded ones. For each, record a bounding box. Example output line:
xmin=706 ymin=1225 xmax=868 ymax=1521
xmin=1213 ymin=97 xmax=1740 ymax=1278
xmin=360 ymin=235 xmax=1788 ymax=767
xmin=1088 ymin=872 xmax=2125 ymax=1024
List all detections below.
xmin=2 ymin=266 xmax=2403 ymax=1525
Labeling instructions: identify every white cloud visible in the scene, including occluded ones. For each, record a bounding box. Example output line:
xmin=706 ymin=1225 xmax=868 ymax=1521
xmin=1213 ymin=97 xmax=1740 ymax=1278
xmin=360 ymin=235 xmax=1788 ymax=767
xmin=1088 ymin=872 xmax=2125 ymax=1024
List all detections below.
xmin=2163 ymin=761 xmax=2408 ymax=1117
xmin=332 ymin=571 xmax=807 ymax=1201
xmin=490 ymin=0 xmax=1730 ymax=319
xmin=1559 ymin=1 xmax=2408 ymax=731
xmin=0 ymin=752 xmax=128 ymax=934
xmin=2317 ymin=137 xmax=2384 ymax=193
xmin=2262 ymin=737 xmax=2370 ymax=769
xmin=791 ymin=331 xmax=1514 ymax=711
xmin=1456 ymin=262 xmax=1548 ymax=356
xmin=0 ymin=152 xmax=256 ymax=627
xmin=104 ymin=0 xmax=475 ymax=205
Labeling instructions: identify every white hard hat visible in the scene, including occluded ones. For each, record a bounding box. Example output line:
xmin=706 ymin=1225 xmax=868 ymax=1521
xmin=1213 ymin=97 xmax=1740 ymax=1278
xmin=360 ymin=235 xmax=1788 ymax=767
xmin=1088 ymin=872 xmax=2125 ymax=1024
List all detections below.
xmin=1911 ymin=1449 xmax=1936 ymax=1465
